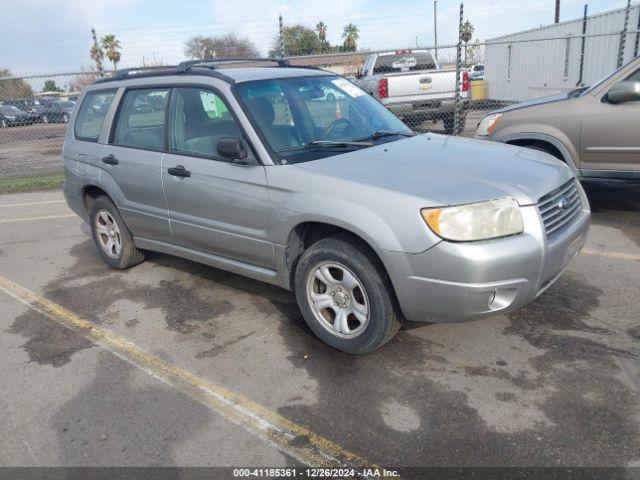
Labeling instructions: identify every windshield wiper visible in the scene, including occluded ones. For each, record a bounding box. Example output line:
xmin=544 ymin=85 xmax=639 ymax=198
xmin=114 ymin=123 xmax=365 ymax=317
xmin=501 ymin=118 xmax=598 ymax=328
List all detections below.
xmin=274 ymin=140 xmax=373 ymax=153
xmin=351 ymin=130 xmax=416 ymax=142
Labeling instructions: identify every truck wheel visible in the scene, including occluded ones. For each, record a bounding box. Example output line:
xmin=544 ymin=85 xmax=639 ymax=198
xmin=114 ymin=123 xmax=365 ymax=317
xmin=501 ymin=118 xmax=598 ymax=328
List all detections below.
xmin=89 ymin=196 xmax=145 ymax=269
xmin=294 ymin=235 xmax=401 ymax=354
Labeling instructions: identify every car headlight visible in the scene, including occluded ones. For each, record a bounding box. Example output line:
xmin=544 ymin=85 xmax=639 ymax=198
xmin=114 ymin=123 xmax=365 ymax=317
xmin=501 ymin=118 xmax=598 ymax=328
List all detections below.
xmin=476 ymin=113 xmax=502 ymax=137
xmin=421 ymin=198 xmax=524 ymax=242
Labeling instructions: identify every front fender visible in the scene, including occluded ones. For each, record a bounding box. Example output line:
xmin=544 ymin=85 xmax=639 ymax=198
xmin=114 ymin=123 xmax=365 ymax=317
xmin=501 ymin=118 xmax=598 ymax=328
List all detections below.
xmin=494 ymin=127 xmax=580 ymax=173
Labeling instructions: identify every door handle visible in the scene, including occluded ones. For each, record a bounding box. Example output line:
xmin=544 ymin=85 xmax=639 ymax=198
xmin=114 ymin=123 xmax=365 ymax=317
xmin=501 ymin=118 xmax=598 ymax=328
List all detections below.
xmin=167 ymin=165 xmax=191 ymax=177
xmin=102 ymin=154 xmax=119 ymax=165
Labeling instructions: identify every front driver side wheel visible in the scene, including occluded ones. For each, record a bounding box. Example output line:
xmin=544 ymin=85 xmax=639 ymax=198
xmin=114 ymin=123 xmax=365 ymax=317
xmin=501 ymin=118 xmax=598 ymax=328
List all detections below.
xmin=294 ymin=235 xmax=401 ymax=354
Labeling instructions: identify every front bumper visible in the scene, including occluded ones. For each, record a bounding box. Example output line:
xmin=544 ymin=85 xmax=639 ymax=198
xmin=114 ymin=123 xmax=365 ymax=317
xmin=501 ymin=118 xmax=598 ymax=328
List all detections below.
xmin=384 ymin=202 xmax=590 ymax=323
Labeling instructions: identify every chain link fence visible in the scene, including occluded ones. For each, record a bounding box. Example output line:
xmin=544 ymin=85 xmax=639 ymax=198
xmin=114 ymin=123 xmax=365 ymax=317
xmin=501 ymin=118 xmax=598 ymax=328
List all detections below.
xmin=1 ymin=7 xmax=639 ymax=189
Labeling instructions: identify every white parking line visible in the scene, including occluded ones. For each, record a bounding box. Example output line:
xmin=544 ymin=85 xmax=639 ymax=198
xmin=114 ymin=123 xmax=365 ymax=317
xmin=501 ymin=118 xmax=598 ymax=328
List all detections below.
xmin=0 ymin=200 xmax=66 ymax=208
xmin=0 ymin=214 xmax=76 ymax=224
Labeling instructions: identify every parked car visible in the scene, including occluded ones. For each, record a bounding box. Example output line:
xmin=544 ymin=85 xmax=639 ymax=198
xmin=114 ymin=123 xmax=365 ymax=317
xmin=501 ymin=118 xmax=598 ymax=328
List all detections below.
xmin=470 ymin=64 xmax=484 ymax=81
xmin=354 ymin=49 xmax=470 ymax=134
xmin=55 ymin=100 xmax=76 ymax=117
xmin=4 ymin=98 xmax=71 ymax=123
xmin=64 ymin=60 xmax=589 ymax=354
xmin=0 ymin=104 xmax=36 ymax=127
xmin=476 ymin=56 xmax=640 ymax=183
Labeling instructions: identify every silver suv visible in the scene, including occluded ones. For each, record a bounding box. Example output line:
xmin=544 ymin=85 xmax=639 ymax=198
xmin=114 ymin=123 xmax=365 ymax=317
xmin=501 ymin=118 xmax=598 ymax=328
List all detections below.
xmin=63 ymin=59 xmax=590 ymax=354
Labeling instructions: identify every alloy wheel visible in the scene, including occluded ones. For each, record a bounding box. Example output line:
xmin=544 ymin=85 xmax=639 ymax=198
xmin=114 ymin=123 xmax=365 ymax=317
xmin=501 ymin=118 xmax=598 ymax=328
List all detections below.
xmin=95 ymin=210 xmax=122 ymax=259
xmin=306 ymin=261 xmax=370 ymax=338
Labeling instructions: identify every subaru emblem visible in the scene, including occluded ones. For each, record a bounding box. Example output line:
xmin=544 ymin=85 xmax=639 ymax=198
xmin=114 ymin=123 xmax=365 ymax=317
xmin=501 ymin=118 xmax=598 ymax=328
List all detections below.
xmin=557 ymin=197 xmax=570 ymax=210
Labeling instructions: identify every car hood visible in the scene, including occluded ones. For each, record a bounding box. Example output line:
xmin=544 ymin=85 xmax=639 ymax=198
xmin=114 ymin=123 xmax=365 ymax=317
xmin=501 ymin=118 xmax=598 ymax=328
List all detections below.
xmin=293 ymin=134 xmax=573 ymax=206
xmin=494 ymin=93 xmax=569 ymax=113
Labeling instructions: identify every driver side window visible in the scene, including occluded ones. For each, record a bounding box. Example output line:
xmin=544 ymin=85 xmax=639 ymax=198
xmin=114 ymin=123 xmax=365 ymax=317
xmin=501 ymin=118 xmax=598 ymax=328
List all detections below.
xmin=169 ymin=87 xmax=242 ymax=159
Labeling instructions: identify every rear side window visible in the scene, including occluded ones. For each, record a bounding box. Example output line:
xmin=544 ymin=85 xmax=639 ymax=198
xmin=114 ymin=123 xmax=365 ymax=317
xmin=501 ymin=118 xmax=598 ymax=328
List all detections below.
xmin=112 ymin=88 xmax=169 ymax=150
xmin=74 ymin=90 xmax=116 ymax=142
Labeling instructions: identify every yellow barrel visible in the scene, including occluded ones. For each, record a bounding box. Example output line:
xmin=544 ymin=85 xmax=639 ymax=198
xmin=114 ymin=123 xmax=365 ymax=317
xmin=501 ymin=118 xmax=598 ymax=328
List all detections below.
xmin=470 ymin=80 xmax=487 ymax=101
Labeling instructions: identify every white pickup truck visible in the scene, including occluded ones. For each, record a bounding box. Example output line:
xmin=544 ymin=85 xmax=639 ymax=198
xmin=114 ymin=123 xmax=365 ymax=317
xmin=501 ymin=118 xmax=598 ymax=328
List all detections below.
xmin=355 ymin=49 xmax=469 ymax=134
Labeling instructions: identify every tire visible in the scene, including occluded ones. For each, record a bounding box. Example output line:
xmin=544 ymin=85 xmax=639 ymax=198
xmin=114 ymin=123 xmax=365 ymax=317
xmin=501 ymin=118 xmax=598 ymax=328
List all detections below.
xmin=89 ymin=196 xmax=145 ymax=269
xmin=294 ymin=235 xmax=401 ymax=354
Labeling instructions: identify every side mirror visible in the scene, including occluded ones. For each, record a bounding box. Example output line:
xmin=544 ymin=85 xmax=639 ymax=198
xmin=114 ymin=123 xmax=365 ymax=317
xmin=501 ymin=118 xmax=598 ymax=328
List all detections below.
xmin=607 ymin=80 xmax=640 ymax=104
xmin=217 ymin=137 xmax=249 ymax=165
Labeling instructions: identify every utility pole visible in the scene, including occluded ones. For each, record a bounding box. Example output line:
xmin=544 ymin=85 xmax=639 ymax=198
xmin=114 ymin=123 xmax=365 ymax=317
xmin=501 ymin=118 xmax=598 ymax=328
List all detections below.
xmin=555 ymin=0 xmax=560 ymax=23
xmin=279 ymin=14 xmax=285 ymax=57
xmin=433 ymin=0 xmax=438 ymax=61
xmin=91 ymin=27 xmax=104 ymax=77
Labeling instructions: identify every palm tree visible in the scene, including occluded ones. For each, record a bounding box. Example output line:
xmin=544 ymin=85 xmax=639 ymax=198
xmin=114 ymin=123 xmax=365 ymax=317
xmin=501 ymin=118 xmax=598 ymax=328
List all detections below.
xmin=100 ymin=34 xmax=122 ymax=70
xmin=460 ymin=20 xmax=474 ymax=65
xmin=342 ymin=23 xmax=359 ymax=52
xmin=316 ymin=21 xmax=327 ymax=42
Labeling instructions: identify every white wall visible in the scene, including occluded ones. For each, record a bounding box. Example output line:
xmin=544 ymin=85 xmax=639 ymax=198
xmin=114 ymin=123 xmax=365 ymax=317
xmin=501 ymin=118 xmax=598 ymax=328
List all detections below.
xmin=484 ymin=4 xmax=640 ymax=102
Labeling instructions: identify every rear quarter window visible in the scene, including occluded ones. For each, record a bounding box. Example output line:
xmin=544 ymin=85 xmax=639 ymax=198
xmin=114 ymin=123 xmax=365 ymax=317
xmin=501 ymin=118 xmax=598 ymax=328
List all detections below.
xmin=74 ymin=90 xmax=116 ymax=142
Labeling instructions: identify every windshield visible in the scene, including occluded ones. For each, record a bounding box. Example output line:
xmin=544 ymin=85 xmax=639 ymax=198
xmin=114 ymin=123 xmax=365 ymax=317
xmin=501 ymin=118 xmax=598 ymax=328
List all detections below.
xmin=580 ymin=58 xmax=640 ymax=97
xmin=235 ymin=75 xmax=410 ymax=164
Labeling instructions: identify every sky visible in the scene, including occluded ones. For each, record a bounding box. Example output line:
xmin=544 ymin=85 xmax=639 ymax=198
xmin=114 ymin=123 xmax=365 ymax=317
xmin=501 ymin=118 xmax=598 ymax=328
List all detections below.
xmin=0 ymin=0 xmax=631 ymax=77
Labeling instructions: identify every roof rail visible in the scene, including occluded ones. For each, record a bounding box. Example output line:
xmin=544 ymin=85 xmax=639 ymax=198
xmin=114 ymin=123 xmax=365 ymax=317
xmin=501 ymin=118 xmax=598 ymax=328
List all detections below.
xmin=107 ymin=65 xmax=178 ymax=80
xmin=177 ymin=57 xmax=290 ymax=72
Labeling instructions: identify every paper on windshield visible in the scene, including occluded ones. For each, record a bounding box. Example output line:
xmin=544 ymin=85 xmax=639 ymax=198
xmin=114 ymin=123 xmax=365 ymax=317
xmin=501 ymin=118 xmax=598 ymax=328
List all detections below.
xmin=331 ymin=78 xmax=365 ymax=98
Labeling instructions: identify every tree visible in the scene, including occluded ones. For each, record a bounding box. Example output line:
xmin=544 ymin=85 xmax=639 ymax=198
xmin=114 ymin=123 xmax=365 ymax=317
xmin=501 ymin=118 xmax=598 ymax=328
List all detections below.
xmin=270 ymin=24 xmax=322 ymax=56
xmin=69 ymin=67 xmax=99 ymax=92
xmin=43 ymin=79 xmax=63 ymax=93
xmin=184 ymin=33 xmax=259 ymax=59
xmin=100 ymin=34 xmax=122 ymax=69
xmin=460 ymin=20 xmax=475 ymax=65
xmin=0 ymin=69 xmax=33 ymax=100
xmin=466 ymin=38 xmax=483 ymax=66
xmin=316 ymin=21 xmax=331 ymax=53
xmin=342 ymin=24 xmax=359 ymax=52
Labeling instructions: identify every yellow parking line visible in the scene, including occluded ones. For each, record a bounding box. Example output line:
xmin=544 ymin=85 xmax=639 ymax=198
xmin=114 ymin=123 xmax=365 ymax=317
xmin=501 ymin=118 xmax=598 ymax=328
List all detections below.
xmin=0 ymin=274 xmax=376 ymax=469
xmin=0 ymin=214 xmax=76 ymax=224
xmin=582 ymin=248 xmax=640 ymax=261
xmin=0 ymin=200 xmax=66 ymax=208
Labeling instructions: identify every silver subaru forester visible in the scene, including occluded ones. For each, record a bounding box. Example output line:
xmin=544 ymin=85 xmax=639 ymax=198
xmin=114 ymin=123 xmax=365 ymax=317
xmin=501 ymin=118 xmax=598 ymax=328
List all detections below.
xmin=63 ymin=59 xmax=590 ymax=354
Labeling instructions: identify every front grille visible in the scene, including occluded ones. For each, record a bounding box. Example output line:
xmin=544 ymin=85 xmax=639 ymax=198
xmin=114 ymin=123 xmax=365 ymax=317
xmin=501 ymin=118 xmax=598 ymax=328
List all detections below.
xmin=538 ymin=179 xmax=582 ymax=237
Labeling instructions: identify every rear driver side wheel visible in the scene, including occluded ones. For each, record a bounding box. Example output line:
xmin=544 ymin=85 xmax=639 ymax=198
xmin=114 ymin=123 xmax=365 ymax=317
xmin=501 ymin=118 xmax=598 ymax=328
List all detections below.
xmin=89 ymin=196 xmax=145 ymax=269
